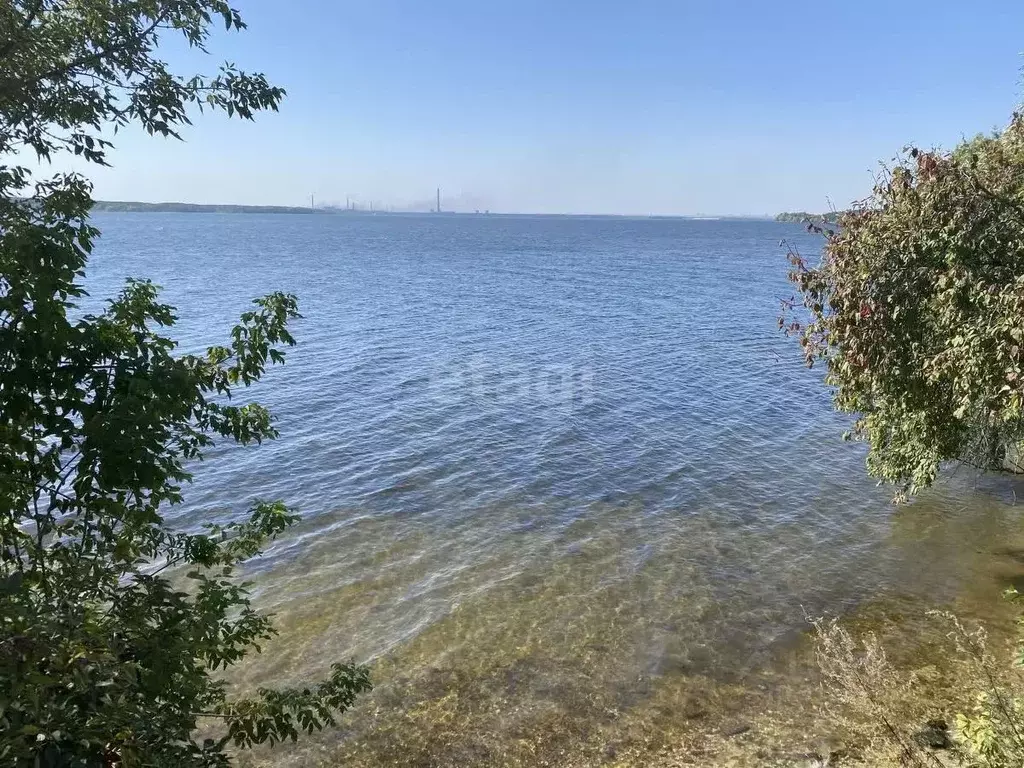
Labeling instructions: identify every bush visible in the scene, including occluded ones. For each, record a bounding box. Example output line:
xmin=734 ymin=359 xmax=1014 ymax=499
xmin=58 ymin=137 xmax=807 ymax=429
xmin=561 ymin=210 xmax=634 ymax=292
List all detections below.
xmin=813 ymin=605 xmax=1024 ymax=767
xmin=784 ymin=116 xmax=1024 ymax=499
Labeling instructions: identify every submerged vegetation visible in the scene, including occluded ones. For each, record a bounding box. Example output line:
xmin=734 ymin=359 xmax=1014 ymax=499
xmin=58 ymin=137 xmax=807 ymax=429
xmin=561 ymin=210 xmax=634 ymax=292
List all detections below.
xmin=0 ymin=1 xmax=369 ymax=765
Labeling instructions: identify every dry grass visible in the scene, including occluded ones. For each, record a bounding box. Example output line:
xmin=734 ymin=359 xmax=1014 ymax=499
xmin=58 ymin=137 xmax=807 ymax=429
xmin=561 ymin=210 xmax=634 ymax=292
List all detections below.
xmin=230 ymin=600 xmax=1024 ymax=768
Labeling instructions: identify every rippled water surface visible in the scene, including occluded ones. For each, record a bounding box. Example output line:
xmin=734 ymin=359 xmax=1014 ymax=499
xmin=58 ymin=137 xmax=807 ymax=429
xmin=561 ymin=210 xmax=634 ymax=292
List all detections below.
xmin=88 ymin=213 xmax=1024 ymax=764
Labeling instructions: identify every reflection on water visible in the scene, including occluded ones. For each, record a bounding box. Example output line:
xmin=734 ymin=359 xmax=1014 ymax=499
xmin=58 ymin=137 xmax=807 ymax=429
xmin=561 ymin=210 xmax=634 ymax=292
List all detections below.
xmin=84 ymin=213 xmax=1024 ymax=765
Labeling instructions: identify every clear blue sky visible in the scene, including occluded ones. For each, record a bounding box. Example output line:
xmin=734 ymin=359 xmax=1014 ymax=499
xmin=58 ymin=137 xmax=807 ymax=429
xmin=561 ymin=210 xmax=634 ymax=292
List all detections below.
xmin=72 ymin=0 xmax=1024 ymax=215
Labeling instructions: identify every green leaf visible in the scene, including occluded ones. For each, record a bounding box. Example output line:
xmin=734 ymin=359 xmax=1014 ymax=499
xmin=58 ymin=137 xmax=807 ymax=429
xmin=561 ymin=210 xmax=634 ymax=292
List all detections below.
xmin=0 ymin=3 xmax=364 ymax=765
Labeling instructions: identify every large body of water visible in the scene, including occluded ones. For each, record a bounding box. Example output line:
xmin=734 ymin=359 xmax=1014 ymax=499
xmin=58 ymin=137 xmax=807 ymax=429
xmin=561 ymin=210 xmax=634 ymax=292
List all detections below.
xmin=88 ymin=212 xmax=1024 ymax=765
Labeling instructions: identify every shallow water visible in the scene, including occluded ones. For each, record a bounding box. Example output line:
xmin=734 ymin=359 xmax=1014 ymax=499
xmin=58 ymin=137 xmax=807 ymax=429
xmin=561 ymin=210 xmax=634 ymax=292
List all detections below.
xmin=87 ymin=212 xmax=1024 ymax=764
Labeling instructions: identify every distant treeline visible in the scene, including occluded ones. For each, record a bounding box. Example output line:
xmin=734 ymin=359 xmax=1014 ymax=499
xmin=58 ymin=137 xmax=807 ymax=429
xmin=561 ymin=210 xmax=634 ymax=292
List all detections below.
xmin=775 ymin=210 xmax=845 ymax=224
xmin=91 ymin=200 xmax=326 ymax=214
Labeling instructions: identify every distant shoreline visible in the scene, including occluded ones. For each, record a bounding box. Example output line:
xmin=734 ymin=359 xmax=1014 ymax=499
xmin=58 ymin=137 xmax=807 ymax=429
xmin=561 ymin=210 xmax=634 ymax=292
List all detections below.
xmin=90 ymin=201 xmax=779 ymax=220
xmin=91 ymin=200 xmax=326 ymax=215
xmin=774 ymin=210 xmax=844 ymax=224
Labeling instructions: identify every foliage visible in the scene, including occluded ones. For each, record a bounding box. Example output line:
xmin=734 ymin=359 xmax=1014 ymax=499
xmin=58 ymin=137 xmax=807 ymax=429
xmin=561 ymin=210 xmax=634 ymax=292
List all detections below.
xmin=949 ymin=598 xmax=1024 ymax=768
xmin=783 ymin=116 xmax=1024 ymax=498
xmin=813 ymin=607 xmax=1024 ymax=768
xmin=812 ymin=616 xmax=944 ymax=766
xmin=775 ymin=210 xmax=845 ymax=224
xmin=0 ymin=2 xmax=370 ymax=765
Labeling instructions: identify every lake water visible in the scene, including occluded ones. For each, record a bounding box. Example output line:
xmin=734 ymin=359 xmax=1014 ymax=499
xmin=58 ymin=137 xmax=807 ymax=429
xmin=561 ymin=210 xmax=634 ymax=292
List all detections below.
xmin=87 ymin=212 xmax=1024 ymax=765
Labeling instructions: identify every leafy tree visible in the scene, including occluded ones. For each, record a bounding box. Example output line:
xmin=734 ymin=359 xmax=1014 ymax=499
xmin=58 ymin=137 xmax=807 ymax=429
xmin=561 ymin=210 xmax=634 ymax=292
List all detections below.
xmin=0 ymin=2 xmax=370 ymax=765
xmin=783 ymin=114 xmax=1024 ymax=499
xmin=775 ymin=210 xmax=845 ymax=224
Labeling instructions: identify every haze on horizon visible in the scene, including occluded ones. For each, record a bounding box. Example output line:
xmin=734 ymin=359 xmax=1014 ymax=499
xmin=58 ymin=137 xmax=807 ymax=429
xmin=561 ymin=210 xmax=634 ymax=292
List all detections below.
xmin=53 ymin=0 xmax=1024 ymax=217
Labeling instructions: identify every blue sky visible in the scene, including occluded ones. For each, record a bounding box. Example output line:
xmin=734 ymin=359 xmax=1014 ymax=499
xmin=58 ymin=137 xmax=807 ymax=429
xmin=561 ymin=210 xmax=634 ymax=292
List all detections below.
xmin=69 ymin=0 xmax=1024 ymax=215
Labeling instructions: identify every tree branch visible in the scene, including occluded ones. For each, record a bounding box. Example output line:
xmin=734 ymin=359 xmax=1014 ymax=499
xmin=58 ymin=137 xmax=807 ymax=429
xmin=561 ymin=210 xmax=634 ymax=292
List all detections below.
xmin=31 ymin=11 xmax=167 ymax=89
xmin=0 ymin=0 xmax=46 ymax=62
